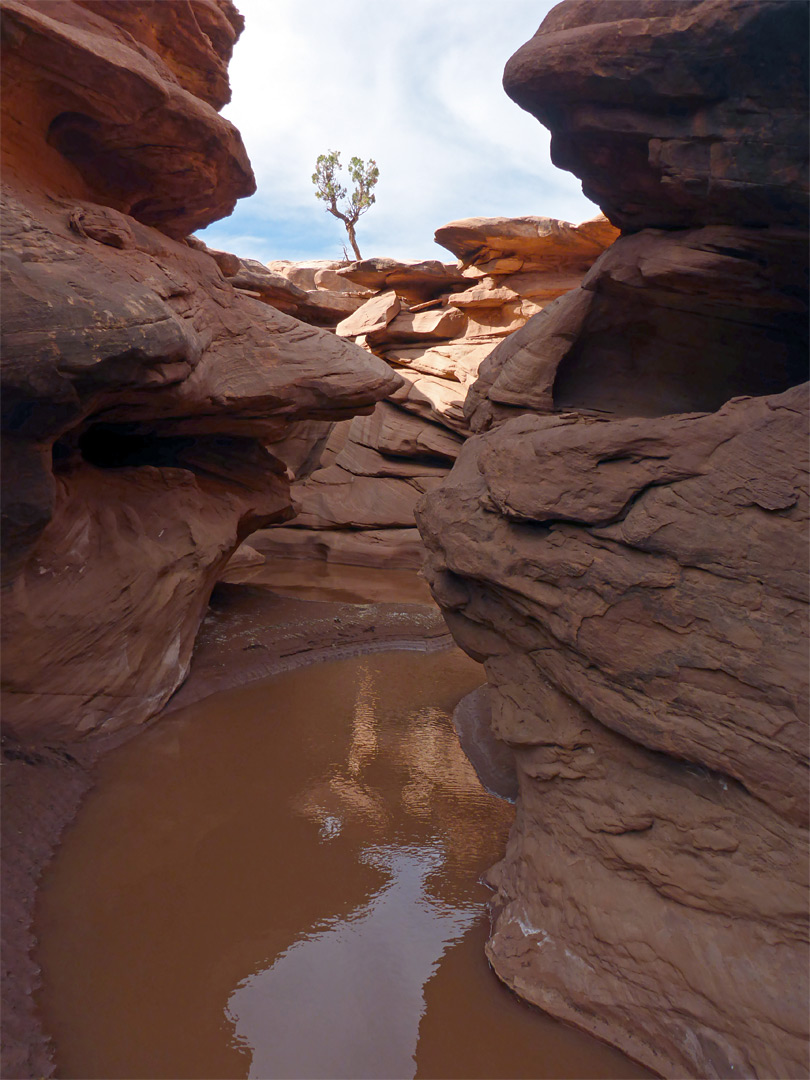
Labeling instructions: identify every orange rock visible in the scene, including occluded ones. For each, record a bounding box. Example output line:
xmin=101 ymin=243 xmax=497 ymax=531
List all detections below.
xmin=265 ymin=212 xmax=611 ymax=564
xmin=434 ymin=215 xmax=618 ymax=270
xmin=335 ymin=289 xmax=401 ymax=338
xmin=0 ymin=0 xmax=400 ymax=742
xmin=1 ymin=0 xmax=254 ymax=236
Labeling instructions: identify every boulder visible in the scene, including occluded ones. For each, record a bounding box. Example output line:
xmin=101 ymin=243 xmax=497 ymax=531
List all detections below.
xmin=265 ymin=212 xmax=617 ymax=568
xmin=446 ymin=284 xmax=520 ymax=309
xmin=196 ymin=253 xmax=373 ymax=327
xmin=333 ymin=441 xmax=449 ymax=480
xmin=220 ymin=541 xmax=265 ymax=575
xmin=221 ymin=258 xmax=309 ymax=307
xmin=349 ymin=402 xmax=463 ymax=462
xmin=265 ymin=420 xmax=336 ymax=480
xmin=265 ymin=260 xmax=374 ymax=296
xmin=388 ymin=372 xmax=468 ymax=434
xmin=293 ymin=289 xmax=373 ymax=326
xmin=497 ymin=268 xmax=592 ymax=303
xmin=381 ymin=346 xmax=463 ymax=383
xmin=455 ymin=303 xmax=539 ymax=342
xmin=335 ymin=289 xmax=401 ymax=337
xmin=381 ymin=341 xmax=495 ymax=385
xmin=452 ymin=687 xmax=518 ymax=802
xmin=335 ymin=257 xmax=468 ymax=300
xmin=290 ymin=465 xmax=443 ymax=530
xmin=367 ymin=306 xmax=467 ymax=346
xmin=435 ymin=214 xmax=618 ymax=270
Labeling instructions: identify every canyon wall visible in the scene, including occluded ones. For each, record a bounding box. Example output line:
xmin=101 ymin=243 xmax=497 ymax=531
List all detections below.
xmin=0 ymin=0 xmax=399 ymax=744
xmin=216 ymin=216 xmax=617 ymax=569
xmin=417 ymin=2 xmax=809 ymax=1077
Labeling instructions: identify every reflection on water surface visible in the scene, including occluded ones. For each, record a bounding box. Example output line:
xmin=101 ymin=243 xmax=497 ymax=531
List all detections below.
xmin=229 ymin=844 xmax=477 ymax=1080
xmin=36 ymin=648 xmax=651 ymax=1080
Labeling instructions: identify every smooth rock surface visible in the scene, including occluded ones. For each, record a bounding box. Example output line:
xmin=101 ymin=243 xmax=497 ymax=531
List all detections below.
xmin=452 ymin=686 xmax=519 ymax=802
xmin=291 ymin=466 xmax=442 ymax=531
xmin=466 ymin=224 xmax=808 ymax=431
xmin=248 ymin=526 xmax=427 ymax=571
xmin=197 ymin=249 xmax=373 ymax=327
xmin=435 ymin=215 xmax=618 ymax=270
xmin=349 ymin=402 xmax=463 ymax=462
xmin=336 ymin=289 xmax=401 ymax=337
xmin=335 ymin=257 xmax=468 ymax=300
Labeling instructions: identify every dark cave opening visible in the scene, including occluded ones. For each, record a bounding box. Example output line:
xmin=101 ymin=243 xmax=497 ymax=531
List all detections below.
xmin=46 ymin=111 xmax=146 ymax=204
xmin=52 ymin=423 xmax=197 ymax=471
xmin=552 ymin=301 xmax=809 ymax=417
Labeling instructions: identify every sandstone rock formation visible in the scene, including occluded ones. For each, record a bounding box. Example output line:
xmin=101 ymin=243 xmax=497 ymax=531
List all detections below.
xmin=417 ymin=2 xmax=809 ymax=1077
xmin=242 ymin=216 xmax=617 ymax=569
xmin=0 ymin=0 xmax=399 ymax=744
xmin=194 ymin=247 xmax=379 ymax=327
xmin=503 ymin=0 xmax=809 ymax=232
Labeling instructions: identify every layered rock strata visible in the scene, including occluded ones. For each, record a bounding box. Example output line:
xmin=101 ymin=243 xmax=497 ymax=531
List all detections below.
xmin=503 ymin=0 xmax=809 ymax=232
xmin=239 ymin=217 xmax=617 ymax=569
xmin=418 ymin=2 xmax=809 ymax=1077
xmin=0 ymin=0 xmax=399 ymax=744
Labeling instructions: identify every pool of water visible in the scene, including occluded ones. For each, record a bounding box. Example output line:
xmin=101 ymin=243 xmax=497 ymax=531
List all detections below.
xmin=35 ymin=648 xmax=652 ymax=1079
xmin=223 ymin=556 xmax=434 ymax=605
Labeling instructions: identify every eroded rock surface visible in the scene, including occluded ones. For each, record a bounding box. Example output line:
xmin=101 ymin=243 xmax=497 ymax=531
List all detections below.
xmin=243 ymin=215 xmax=616 ymax=569
xmin=467 ymin=224 xmax=808 ymax=431
xmin=418 ymin=2 xmax=809 ymax=1077
xmin=503 ymin=0 xmax=809 ymax=232
xmin=0 ymin=0 xmax=399 ymax=743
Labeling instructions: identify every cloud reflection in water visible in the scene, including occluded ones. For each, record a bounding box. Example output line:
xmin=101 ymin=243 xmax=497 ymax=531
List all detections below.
xmin=227 ymin=844 xmax=478 ymax=1080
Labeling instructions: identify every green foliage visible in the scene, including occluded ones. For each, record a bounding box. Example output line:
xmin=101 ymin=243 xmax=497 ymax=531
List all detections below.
xmin=312 ymin=149 xmax=379 ymax=259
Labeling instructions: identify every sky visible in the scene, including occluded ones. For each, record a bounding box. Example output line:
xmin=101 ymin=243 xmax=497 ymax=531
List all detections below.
xmin=199 ymin=0 xmax=598 ymax=264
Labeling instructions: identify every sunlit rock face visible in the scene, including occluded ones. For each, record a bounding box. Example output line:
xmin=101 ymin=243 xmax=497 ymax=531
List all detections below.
xmin=417 ymin=1 xmax=809 ymax=1077
xmin=0 ymin=0 xmax=400 ymax=743
xmin=237 ymin=216 xmax=618 ymax=569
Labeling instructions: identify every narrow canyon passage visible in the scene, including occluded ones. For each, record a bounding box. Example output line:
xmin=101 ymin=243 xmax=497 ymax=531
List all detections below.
xmin=34 ymin=645 xmax=651 ymax=1080
xmin=1 ymin=1 xmax=805 ymax=1076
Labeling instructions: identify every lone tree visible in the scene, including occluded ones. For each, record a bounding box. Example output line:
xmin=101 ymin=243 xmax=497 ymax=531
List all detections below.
xmin=312 ymin=150 xmax=379 ymax=261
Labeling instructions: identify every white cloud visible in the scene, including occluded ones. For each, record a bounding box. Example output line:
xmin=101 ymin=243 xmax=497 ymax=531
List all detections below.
xmin=200 ymin=1 xmax=597 ymax=263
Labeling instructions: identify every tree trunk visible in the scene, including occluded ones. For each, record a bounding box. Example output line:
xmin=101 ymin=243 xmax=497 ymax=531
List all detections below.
xmin=346 ymin=222 xmax=362 ymax=261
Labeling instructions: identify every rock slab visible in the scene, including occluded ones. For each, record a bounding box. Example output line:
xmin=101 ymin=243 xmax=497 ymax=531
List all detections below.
xmin=255 ymin=215 xmax=616 ymax=567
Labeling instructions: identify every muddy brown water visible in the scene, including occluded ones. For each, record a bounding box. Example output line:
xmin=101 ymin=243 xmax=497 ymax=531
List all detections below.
xmin=35 ymin=647 xmax=652 ymax=1080
xmin=223 ymin=557 xmax=435 ymax=606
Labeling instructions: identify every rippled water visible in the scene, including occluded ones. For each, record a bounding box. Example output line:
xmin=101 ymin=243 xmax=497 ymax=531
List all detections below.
xmin=35 ymin=648 xmax=651 ymax=1079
